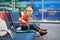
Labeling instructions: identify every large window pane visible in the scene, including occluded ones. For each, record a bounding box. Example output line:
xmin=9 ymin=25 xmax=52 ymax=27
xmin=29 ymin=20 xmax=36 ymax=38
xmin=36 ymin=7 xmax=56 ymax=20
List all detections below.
xmin=44 ymin=0 xmax=60 ymax=20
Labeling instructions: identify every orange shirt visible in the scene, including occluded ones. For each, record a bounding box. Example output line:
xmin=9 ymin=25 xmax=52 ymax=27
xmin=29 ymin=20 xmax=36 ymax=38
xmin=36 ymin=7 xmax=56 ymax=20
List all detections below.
xmin=0 ymin=11 xmax=5 ymax=21
xmin=19 ymin=15 xmax=30 ymax=26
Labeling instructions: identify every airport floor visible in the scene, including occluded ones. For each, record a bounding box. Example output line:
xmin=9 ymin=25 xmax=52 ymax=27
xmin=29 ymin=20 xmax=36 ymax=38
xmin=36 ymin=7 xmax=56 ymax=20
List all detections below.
xmin=0 ymin=23 xmax=60 ymax=40
xmin=35 ymin=23 xmax=60 ymax=40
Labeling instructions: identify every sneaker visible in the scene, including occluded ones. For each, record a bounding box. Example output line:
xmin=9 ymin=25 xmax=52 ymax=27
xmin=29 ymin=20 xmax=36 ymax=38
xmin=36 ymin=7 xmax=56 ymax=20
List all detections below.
xmin=39 ymin=30 xmax=48 ymax=36
xmin=40 ymin=28 xmax=47 ymax=31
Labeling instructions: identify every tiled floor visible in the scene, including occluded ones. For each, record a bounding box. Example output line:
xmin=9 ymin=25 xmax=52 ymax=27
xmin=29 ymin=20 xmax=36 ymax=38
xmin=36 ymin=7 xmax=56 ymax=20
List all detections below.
xmin=0 ymin=23 xmax=60 ymax=40
xmin=35 ymin=23 xmax=60 ymax=40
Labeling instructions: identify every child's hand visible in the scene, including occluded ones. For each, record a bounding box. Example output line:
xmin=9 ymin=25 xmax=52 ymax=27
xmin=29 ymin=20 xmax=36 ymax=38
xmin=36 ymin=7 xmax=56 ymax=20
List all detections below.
xmin=19 ymin=18 xmax=27 ymax=24
xmin=30 ymin=17 xmax=32 ymax=20
xmin=21 ymin=20 xmax=27 ymax=24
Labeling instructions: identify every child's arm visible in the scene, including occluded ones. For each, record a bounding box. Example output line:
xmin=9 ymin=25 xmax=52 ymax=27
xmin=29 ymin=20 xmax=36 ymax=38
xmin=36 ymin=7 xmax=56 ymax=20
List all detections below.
xmin=19 ymin=18 xmax=27 ymax=23
xmin=19 ymin=17 xmax=27 ymax=24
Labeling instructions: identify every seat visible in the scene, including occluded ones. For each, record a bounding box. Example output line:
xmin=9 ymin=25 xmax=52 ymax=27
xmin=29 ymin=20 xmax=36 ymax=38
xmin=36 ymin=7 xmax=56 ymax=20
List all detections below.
xmin=0 ymin=11 xmax=14 ymax=40
xmin=10 ymin=11 xmax=20 ymax=29
xmin=8 ymin=11 xmax=36 ymax=40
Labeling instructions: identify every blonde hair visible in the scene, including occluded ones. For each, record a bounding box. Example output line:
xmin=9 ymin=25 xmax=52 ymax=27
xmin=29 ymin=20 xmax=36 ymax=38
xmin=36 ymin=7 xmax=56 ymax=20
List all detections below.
xmin=26 ymin=7 xmax=33 ymax=11
xmin=25 ymin=7 xmax=33 ymax=13
xmin=24 ymin=7 xmax=33 ymax=17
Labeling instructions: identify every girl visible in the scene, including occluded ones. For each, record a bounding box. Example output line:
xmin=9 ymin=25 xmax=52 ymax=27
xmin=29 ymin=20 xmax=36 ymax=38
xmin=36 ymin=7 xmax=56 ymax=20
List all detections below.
xmin=19 ymin=7 xmax=47 ymax=36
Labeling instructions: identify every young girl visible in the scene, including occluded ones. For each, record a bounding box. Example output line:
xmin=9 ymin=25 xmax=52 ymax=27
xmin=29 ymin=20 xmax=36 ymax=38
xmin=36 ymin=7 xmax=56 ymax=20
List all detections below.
xmin=19 ymin=7 xmax=47 ymax=36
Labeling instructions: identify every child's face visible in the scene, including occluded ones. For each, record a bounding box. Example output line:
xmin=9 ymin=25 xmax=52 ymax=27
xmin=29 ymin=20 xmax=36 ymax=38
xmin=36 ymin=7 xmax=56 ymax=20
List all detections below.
xmin=26 ymin=9 xmax=33 ymax=17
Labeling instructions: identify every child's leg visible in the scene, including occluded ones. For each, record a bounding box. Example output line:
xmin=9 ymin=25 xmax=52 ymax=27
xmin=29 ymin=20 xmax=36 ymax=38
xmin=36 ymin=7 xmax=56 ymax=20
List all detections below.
xmin=29 ymin=24 xmax=47 ymax=36
xmin=29 ymin=24 xmax=39 ymax=31
xmin=31 ymin=24 xmax=47 ymax=31
xmin=29 ymin=24 xmax=47 ymax=31
xmin=21 ymin=26 xmax=28 ymax=30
